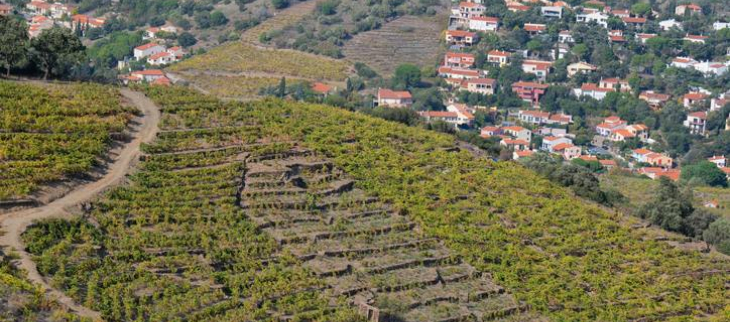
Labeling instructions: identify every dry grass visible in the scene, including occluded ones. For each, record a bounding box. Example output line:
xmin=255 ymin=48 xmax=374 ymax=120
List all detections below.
xmin=169 ymin=43 xmax=351 ymax=81
xmin=342 ymin=15 xmax=447 ymax=75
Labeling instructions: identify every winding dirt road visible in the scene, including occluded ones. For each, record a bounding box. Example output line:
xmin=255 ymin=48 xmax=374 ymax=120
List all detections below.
xmin=0 ymin=89 xmax=160 ymax=321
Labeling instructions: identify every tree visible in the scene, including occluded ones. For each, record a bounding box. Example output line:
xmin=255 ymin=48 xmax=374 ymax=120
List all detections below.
xmin=177 ymin=32 xmax=197 ymax=47
xmin=0 ymin=16 xmax=29 ymax=77
xmin=639 ymin=177 xmax=693 ymax=232
xmin=703 ymin=218 xmax=730 ymax=255
xmin=392 ymin=64 xmax=421 ymax=89
xmin=630 ymin=3 xmax=651 ymax=17
xmin=31 ymin=27 xmax=84 ymax=80
xmin=236 ymin=0 xmax=256 ymax=11
xmin=316 ymin=0 xmax=339 ymax=15
xmin=210 ymin=11 xmax=228 ymax=26
xmin=680 ymin=161 xmax=728 ymax=187
xmin=277 ymin=77 xmax=286 ymax=98
xmin=271 ymin=0 xmax=290 ymax=9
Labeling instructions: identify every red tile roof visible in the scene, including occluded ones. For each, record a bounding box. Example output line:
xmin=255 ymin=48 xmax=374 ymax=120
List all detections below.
xmin=378 ymin=88 xmax=412 ymax=100
xmin=522 ymin=110 xmax=550 ymax=118
xmin=447 ymin=30 xmax=477 ymax=37
xmin=459 ymin=1 xmax=484 ymax=8
xmin=148 ymin=52 xmax=172 ymax=60
xmin=553 ymin=143 xmax=575 ymax=151
xmin=622 ymin=17 xmax=647 ymax=24
xmin=512 ymin=81 xmax=549 ymax=89
xmin=488 ymin=50 xmax=511 ymax=57
xmin=683 ymin=92 xmax=707 ymax=100
xmin=438 ymin=66 xmax=480 ymax=77
xmin=612 ymin=129 xmax=635 ymax=138
xmin=524 ymin=23 xmax=546 ymax=32
xmin=311 ymin=82 xmax=333 ymax=94
xmin=581 ymin=83 xmax=614 ymax=92
xmin=135 ymin=43 xmax=163 ymax=51
xmin=688 ymin=111 xmax=707 ymax=119
xmin=465 ymin=78 xmax=496 ymax=85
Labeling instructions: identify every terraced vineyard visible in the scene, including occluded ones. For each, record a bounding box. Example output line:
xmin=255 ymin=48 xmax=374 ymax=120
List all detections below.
xmin=182 ymin=73 xmax=305 ymax=101
xmin=342 ymin=15 xmax=447 ymax=75
xmin=240 ymin=0 xmax=324 ymax=44
xmin=0 ymin=248 xmax=85 ymax=322
xmin=242 ymin=148 xmax=535 ymax=321
xmin=0 ymin=81 xmax=136 ymax=205
xmin=167 ymin=42 xmax=349 ymax=100
xmin=22 ymin=86 xmax=729 ymax=321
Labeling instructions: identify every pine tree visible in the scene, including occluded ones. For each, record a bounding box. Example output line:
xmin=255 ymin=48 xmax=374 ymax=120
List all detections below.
xmin=277 ymin=77 xmax=286 ymax=98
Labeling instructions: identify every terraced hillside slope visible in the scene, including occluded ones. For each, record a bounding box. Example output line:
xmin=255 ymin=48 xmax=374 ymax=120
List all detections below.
xmin=22 ymin=87 xmax=729 ymax=322
xmin=0 ymin=249 xmax=85 ymax=322
xmin=167 ymin=0 xmax=350 ymax=100
xmin=342 ymin=15 xmax=446 ymax=75
xmin=0 ymin=81 xmax=136 ymax=208
xmin=242 ymin=149 xmax=534 ymax=321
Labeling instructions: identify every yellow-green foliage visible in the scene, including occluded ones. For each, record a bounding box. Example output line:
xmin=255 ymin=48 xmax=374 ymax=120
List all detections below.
xmin=240 ymin=0 xmax=323 ymax=44
xmin=189 ymin=74 xmax=303 ymax=99
xmin=0 ymin=81 xmax=135 ymax=200
xmin=0 ymin=250 xmax=86 ymax=322
xmin=168 ymin=43 xmax=350 ymax=81
xmin=22 ymin=87 xmax=729 ymax=321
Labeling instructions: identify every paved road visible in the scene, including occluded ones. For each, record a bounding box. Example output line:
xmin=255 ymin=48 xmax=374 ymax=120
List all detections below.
xmin=0 ymin=89 xmax=160 ymax=321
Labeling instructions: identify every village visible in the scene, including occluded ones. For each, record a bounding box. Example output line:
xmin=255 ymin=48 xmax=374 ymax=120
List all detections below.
xmin=365 ymin=0 xmax=730 ymax=186
xmin=2 ymin=0 xmax=729 ymax=187
xmin=1 ymin=0 xmax=188 ymax=85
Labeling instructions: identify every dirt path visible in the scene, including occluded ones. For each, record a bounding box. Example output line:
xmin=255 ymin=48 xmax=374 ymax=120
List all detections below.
xmin=0 ymin=89 xmax=160 ymax=321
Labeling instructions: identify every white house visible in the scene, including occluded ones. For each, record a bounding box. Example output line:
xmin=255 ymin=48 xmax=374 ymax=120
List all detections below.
xmin=462 ymin=78 xmax=496 ymax=95
xmin=567 ymin=62 xmax=597 ymax=77
xmin=670 ymin=57 xmax=698 ymax=69
xmin=375 ymin=88 xmax=413 ymax=108
xmin=596 ymin=116 xmax=627 ymax=137
xmin=134 ymin=43 xmax=166 ymax=60
xmin=541 ymin=136 xmax=572 ymax=152
xmin=558 ymin=30 xmax=574 ymax=43
xmin=541 ymin=6 xmax=563 ymax=18
xmin=675 ymin=3 xmax=702 ymax=16
xmin=713 ymin=22 xmax=730 ymax=30
xmin=522 ymin=60 xmax=552 ymax=81
xmin=438 ymin=66 xmax=480 ymax=80
xmin=502 ymin=126 xmax=532 ymax=143
xmin=659 ymin=19 xmax=682 ymax=31
xmin=519 ymin=110 xmax=550 ymax=125
xmin=469 ymin=16 xmax=499 ymax=32
xmin=573 ymin=83 xmax=613 ymax=100
xmin=487 ymin=50 xmax=511 ymax=66
xmin=458 ymin=1 xmax=485 ymax=18
xmin=683 ymin=111 xmax=707 ymax=135
xmin=420 ymin=104 xmax=474 ymax=127
xmin=708 ymin=155 xmax=726 ymax=168
xmin=692 ymin=61 xmax=728 ymax=76
xmin=576 ymin=12 xmax=608 ymax=28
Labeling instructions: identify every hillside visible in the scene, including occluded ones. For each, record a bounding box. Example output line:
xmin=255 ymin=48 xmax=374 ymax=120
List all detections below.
xmin=0 ymin=248 xmax=85 ymax=322
xmin=167 ymin=0 xmax=352 ymax=100
xmin=0 ymin=81 xmax=136 ymax=206
xmin=20 ymin=86 xmax=730 ymax=322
